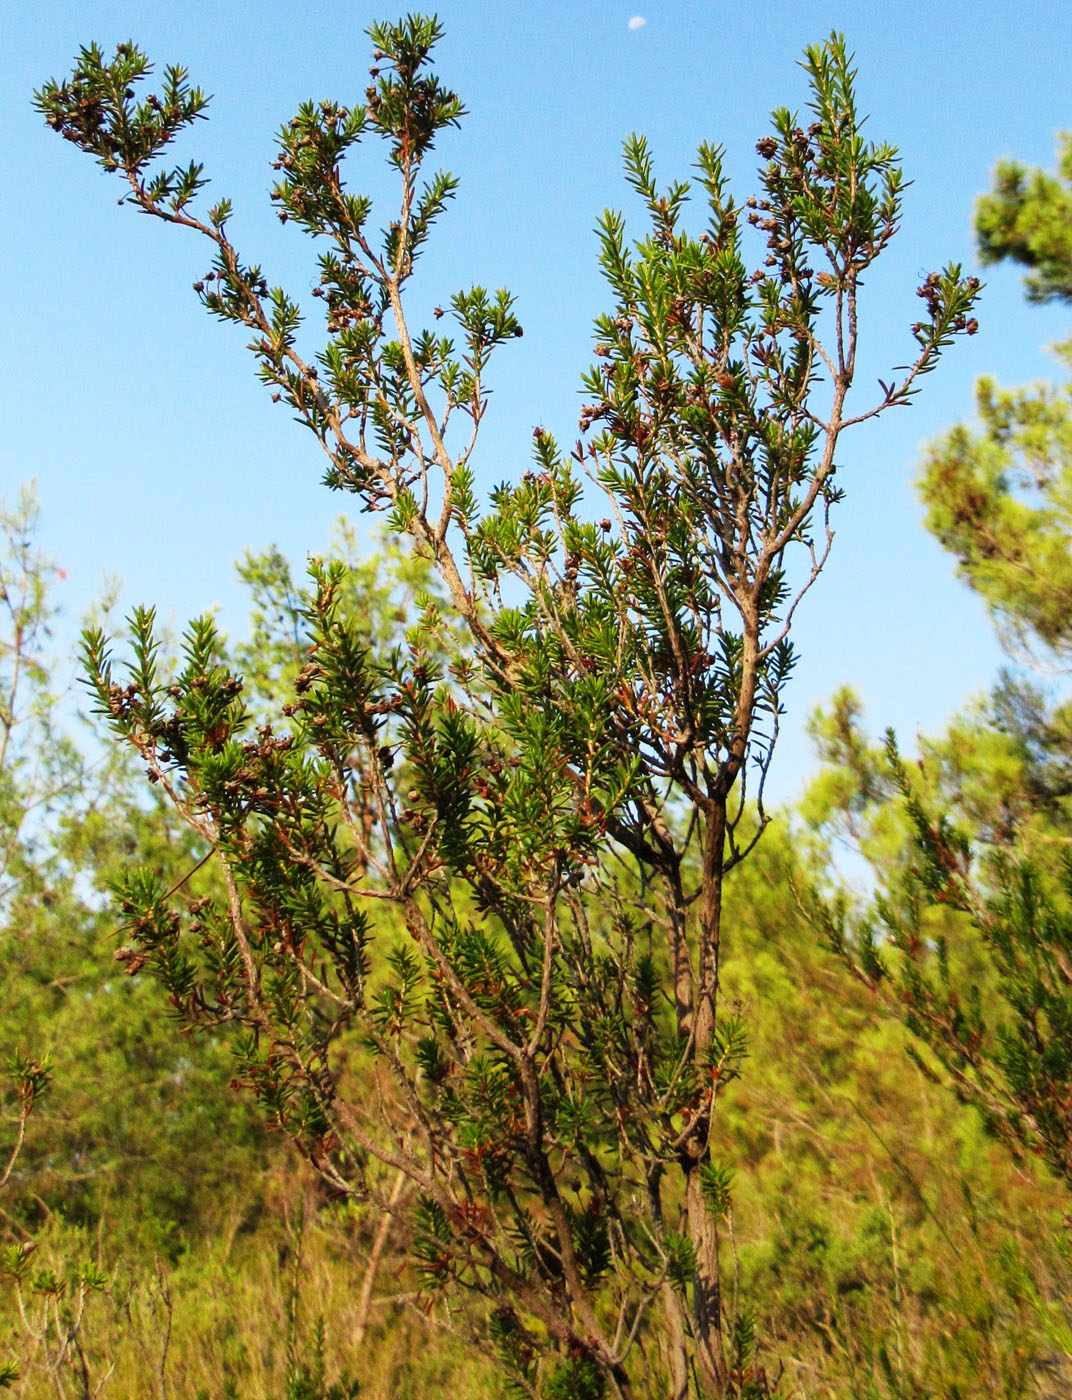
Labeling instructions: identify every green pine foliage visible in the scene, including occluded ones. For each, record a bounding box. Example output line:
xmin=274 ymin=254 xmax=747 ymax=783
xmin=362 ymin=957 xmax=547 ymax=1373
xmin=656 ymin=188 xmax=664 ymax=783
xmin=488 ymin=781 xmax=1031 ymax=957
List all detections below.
xmin=919 ymin=343 xmax=1072 ymax=659
xmin=806 ymin=115 xmax=1072 ymax=1197
xmin=920 ymin=130 xmax=1072 ymax=658
xmin=792 ymin=118 xmax=1072 ymax=1393
xmin=976 ymin=130 xmax=1072 ymax=305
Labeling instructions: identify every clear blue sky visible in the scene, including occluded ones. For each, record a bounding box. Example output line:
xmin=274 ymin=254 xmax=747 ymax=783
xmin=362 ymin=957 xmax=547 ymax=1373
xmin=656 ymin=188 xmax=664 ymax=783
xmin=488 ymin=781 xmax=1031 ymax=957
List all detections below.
xmin=4 ymin=1 xmax=1072 ymax=802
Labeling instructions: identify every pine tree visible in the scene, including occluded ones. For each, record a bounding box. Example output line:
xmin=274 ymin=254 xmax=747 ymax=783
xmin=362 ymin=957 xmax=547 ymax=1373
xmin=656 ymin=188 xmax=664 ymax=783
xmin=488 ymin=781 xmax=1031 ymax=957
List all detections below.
xmin=976 ymin=130 xmax=1072 ymax=305
xmin=810 ymin=128 xmax=1072 ymax=1190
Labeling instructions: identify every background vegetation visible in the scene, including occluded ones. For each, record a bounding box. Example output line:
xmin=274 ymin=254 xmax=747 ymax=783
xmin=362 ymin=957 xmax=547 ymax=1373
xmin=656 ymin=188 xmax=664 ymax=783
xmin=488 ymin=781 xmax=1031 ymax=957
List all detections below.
xmin=5 ymin=22 xmax=1072 ymax=1400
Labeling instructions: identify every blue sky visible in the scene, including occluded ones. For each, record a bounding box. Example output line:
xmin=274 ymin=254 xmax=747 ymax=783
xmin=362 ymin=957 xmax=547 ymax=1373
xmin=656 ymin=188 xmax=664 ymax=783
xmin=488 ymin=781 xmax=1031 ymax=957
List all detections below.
xmin=4 ymin=0 xmax=1072 ymax=802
